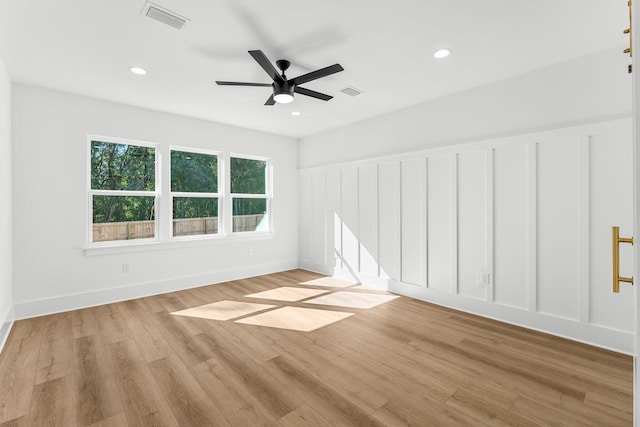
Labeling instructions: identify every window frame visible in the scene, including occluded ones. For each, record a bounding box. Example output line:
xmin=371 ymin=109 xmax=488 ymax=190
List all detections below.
xmin=228 ymin=153 xmax=273 ymax=235
xmin=86 ymin=135 xmax=160 ymax=247
xmin=169 ymin=145 xmax=223 ymax=240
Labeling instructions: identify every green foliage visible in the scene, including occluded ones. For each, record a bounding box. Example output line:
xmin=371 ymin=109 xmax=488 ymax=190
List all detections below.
xmin=173 ymin=197 xmax=218 ymax=219
xmin=91 ymin=141 xmax=155 ymax=191
xmin=232 ymin=198 xmax=266 ymax=216
xmin=171 ymin=151 xmax=218 ymax=193
xmin=91 ymin=143 xmax=269 ymax=226
xmin=230 ymin=157 xmax=267 ymax=216
xmin=91 ymin=141 xmax=156 ymax=223
xmin=230 ymin=157 xmax=266 ymax=194
xmin=93 ymin=195 xmax=155 ymax=223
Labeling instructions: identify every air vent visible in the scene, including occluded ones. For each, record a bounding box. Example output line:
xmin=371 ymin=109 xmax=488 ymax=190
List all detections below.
xmin=340 ymin=86 xmax=363 ymax=97
xmin=142 ymin=2 xmax=188 ymax=30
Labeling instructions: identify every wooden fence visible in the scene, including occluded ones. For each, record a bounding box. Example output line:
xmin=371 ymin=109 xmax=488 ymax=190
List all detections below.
xmin=92 ymin=214 xmax=265 ymax=242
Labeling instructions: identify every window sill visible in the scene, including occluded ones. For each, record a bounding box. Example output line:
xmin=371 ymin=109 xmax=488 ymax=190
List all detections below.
xmin=84 ymin=232 xmax=275 ymax=256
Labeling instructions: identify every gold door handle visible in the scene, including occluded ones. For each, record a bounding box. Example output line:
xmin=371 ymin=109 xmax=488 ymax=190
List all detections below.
xmin=612 ymin=226 xmax=634 ymax=293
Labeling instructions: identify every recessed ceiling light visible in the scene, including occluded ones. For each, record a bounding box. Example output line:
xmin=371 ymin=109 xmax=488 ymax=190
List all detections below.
xmin=433 ymin=49 xmax=451 ymax=59
xmin=291 ymin=112 xmax=301 ymax=116
xmin=129 ymin=66 xmax=147 ymax=75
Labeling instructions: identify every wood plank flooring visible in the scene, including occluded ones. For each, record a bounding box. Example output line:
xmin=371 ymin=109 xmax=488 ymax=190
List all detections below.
xmin=0 ymin=269 xmax=632 ymax=426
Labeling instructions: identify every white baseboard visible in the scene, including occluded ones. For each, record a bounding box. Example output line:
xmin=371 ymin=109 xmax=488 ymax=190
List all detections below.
xmin=13 ymin=259 xmax=298 ymax=320
xmin=303 ymin=264 xmax=633 ymax=355
xmin=387 ymin=279 xmax=634 ymax=355
xmin=0 ymin=305 xmax=14 ymax=355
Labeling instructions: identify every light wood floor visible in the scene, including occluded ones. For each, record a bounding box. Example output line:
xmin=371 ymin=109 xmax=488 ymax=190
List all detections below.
xmin=0 ymin=269 xmax=632 ymax=426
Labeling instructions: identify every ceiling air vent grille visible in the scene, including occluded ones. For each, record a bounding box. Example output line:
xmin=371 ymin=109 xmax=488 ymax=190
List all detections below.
xmin=142 ymin=2 xmax=188 ymax=30
xmin=340 ymin=86 xmax=363 ymax=97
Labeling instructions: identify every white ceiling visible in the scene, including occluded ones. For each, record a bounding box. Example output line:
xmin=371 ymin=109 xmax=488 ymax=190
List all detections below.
xmin=0 ymin=0 xmax=629 ymax=138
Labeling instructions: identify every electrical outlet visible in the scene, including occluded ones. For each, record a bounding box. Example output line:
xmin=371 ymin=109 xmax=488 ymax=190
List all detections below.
xmin=122 ymin=263 xmax=130 ymax=273
xmin=477 ymin=269 xmax=490 ymax=286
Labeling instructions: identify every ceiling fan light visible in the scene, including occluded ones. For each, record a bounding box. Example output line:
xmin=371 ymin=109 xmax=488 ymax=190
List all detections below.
xmin=274 ymin=93 xmax=294 ymax=104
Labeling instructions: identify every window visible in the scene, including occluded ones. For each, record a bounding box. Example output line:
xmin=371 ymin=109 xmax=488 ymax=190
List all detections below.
xmin=87 ymin=136 xmax=273 ymax=249
xmin=171 ymin=148 xmax=220 ymax=238
xmin=89 ymin=138 xmax=158 ymax=244
xmin=230 ymin=156 xmax=271 ymax=233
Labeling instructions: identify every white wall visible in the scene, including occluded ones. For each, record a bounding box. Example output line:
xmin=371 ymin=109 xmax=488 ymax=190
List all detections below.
xmin=11 ymin=84 xmax=298 ymax=318
xmin=299 ymin=119 xmax=634 ymax=353
xmin=0 ymin=55 xmax=12 ymax=349
xmin=299 ymin=48 xmax=632 ymax=168
xmin=298 ymin=48 xmax=634 ymax=353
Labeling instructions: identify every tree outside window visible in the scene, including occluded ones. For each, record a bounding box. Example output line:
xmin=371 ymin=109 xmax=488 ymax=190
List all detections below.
xmin=171 ymin=149 xmax=220 ymax=237
xmin=89 ymin=139 xmax=158 ymax=243
xmin=230 ymin=156 xmax=270 ymax=233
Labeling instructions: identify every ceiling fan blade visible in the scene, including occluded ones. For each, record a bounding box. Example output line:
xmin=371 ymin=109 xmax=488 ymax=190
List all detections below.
xmin=290 ymin=64 xmax=344 ymax=86
xmin=248 ymin=50 xmax=283 ymax=83
xmin=264 ymin=94 xmax=276 ymax=106
xmin=294 ymin=86 xmax=333 ymax=101
xmin=215 ymin=81 xmax=272 ymax=87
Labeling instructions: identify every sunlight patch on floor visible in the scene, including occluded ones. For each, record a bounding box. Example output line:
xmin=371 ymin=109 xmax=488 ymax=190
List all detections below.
xmin=171 ymin=300 xmax=276 ymax=321
xmin=235 ymin=306 xmax=354 ymax=332
xmin=244 ymin=287 xmax=330 ymax=302
xmin=298 ymin=277 xmax=358 ymax=288
xmin=304 ymin=291 xmax=400 ymax=309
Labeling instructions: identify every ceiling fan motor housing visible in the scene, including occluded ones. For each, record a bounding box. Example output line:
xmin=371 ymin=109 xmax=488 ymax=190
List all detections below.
xmin=273 ymin=80 xmax=295 ymax=101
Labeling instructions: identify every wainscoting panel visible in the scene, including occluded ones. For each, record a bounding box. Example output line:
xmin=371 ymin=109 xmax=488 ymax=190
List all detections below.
xmin=427 ymin=154 xmax=454 ymax=292
xmin=326 ymin=169 xmax=341 ymax=269
xmin=340 ymin=167 xmax=359 ymax=273
xmin=299 ymin=173 xmax=313 ymax=263
xmin=378 ymin=162 xmax=401 ymax=281
xmin=536 ymin=137 xmax=580 ymax=321
xmin=457 ymin=149 xmax=488 ymax=301
xmin=311 ymin=172 xmax=327 ymax=266
xmin=298 ymin=118 xmax=634 ymax=353
xmin=358 ymin=164 xmax=379 ymax=278
xmin=401 ymin=158 xmax=426 ymax=286
xmin=589 ymin=127 xmax=634 ymax=332
xmin=493 ymin=144 xmax=529 ymax=309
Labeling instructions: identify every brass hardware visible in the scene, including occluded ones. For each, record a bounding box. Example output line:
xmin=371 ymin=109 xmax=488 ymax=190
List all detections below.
xmin=625 ymin=1 xmax=633 ymax=72
xmin=612 ymin=226 xmax=634 ymax=293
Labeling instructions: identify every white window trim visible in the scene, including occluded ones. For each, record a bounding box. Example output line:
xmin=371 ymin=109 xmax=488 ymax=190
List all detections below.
xmin=169 ymin=146 xmax=222 ymax=240
xmin=228 ymin=153 xmax=273 ymax=235
xmin=86 ymin=135 xmax=160 ymax=247
xmin=84 ymin=140 xmax=275 ymax=255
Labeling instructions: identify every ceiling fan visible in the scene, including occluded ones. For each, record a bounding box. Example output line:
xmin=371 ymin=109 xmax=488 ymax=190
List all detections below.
xmin=216 ymin=50 xmax=344 ymax=105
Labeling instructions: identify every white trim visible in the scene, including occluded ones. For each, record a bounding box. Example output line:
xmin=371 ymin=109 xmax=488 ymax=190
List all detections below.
xmin=527 ymin=142 xmax=538 ymax=312
xmin=486 ymin=148 xmax=494 ymax=302
xmin=229 ymin=152 xmax=271 ymax=162
xmin=13 ymin=260 xmax=298 ymax=320
xmin=88 ymin=134 xmax=160 ymax=149
xmin=578 ymin=135 xmax=591 ymax=324
xmin=0 ymin=305 xmax=14 ymax=355
xmin=298 ymin=118 xmax=632 ymax=174
xmin=84 ymin=231 xmax=274 ymax=256
xmin=386 ymin=277 xmax=633 ymax=355
xmin=451 ymin=153 xmax=459 ymax=295
xmin=423 ymin=158 xmax=429 ymax=287
xmin=231 ymin=194 xmax=269 ymax=199
xmin=171 ymin=192 xmax=219 ymax=198
xmin=229 ymin=155 xmax=272 ymax=235
xmin=169 ymin=146 xmax=221 ymax=239
xmin=300 ymin=262 xmax=634 ymax=354
xmin=171 ymin=145 xmax=222 ymax=157
xmin=87 ymin=136 xmax=160 ymax=247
